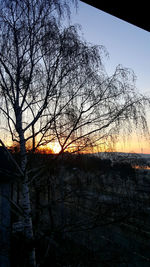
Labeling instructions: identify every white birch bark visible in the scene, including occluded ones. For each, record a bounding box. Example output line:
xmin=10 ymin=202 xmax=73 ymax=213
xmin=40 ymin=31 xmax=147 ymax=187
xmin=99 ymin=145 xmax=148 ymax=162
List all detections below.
xmin=16 ymin=109 xmax=36 ymax=267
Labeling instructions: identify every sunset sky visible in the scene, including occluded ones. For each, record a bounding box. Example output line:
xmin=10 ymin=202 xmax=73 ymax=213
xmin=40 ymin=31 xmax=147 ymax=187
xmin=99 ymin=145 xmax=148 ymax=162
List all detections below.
xmin=1 ymin=2 xmax=150 ymax=155
xmin=70 ymin=1 xmax=150 ymax=154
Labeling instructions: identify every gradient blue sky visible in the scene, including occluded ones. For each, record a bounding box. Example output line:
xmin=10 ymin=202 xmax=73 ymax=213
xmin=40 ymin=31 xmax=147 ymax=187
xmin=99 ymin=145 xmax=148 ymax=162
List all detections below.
xmin=70 ymin=1 xmax=150 ymax=95
xmin=68 ymin=1 xmax=150 ymax=153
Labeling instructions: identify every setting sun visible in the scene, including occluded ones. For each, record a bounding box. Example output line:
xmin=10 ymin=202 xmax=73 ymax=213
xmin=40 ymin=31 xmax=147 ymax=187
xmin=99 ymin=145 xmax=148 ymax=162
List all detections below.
xmin=49 ymin=142 xmax=61 ymax=154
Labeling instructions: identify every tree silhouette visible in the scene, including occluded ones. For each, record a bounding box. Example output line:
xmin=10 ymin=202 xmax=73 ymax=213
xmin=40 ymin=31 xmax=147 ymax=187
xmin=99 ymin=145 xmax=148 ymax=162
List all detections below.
xmin=0 ymin=0 xmax=148 ymax=265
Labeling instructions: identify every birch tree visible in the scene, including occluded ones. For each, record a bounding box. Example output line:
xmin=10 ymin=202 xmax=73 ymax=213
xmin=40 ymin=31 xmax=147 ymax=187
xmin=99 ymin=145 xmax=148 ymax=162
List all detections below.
xmin=0 ymin=0 xmax=148 ymax=265
xmin=0 ymin=0 xmax=78 ymax=266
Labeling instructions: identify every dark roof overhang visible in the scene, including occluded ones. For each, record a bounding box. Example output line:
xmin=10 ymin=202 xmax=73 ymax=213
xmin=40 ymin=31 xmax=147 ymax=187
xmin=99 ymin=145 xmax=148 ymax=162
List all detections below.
xmin=80 ymin=1 xmax=150 ymax=32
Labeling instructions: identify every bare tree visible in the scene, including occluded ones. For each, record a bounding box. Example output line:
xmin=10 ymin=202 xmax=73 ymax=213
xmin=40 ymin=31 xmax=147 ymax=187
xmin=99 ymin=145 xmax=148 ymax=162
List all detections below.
xmin=0 ymin=0 xmax=148 ymax=265
xmin=0 ymin=0 xmax=78 ymax=266
xmin=52 ymin=63 xmax=148 ymax=154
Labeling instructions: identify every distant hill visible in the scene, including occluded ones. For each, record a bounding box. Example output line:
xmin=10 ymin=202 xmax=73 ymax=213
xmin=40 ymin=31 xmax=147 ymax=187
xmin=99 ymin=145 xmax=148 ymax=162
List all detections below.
xmin=92 ymin=151 xmax=150 ymax=158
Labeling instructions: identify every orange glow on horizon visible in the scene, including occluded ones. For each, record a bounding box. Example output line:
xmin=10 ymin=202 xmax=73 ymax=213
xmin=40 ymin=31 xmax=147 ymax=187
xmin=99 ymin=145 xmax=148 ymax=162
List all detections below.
xmin=115 ymin=134 xmax=150 ymax=155
xmin=134 ymin=165 xmax=150 ymax=170
xmin=4 ymin=133 xmax=150 ymax=155
xmin=35 ymin=142 xmax=62 ymax=154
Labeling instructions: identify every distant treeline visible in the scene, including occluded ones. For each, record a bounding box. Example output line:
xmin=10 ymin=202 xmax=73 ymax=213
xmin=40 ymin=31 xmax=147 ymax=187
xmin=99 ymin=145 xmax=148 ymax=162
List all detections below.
xmin=19 ymin=151 xmax=136 ymax=178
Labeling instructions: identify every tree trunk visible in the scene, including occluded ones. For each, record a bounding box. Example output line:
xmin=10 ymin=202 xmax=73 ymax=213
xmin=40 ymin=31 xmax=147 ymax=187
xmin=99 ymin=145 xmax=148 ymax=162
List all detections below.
xmin=22 ymin=174 xmax=36 ymax=266
xmin=16 ymin=108 xmax=36 ymax=266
